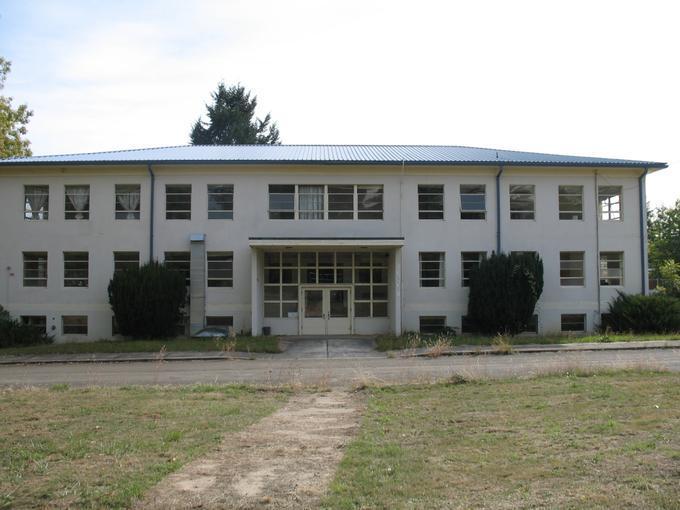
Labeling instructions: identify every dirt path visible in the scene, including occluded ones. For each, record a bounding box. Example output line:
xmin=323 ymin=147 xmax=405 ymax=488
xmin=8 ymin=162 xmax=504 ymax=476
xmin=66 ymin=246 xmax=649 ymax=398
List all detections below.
xmin=136 ymin=391 xmax=362 ymax=509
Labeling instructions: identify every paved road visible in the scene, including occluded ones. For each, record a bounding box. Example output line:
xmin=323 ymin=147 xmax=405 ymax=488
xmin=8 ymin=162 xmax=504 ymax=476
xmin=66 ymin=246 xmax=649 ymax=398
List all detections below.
xmin=1 ymin=348 xmax=678 ymax=388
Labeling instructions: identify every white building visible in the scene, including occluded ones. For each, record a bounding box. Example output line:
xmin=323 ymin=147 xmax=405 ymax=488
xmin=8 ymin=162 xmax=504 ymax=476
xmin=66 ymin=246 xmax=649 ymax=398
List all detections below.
xmin=0 ymin=145 xmax=667 ymax=341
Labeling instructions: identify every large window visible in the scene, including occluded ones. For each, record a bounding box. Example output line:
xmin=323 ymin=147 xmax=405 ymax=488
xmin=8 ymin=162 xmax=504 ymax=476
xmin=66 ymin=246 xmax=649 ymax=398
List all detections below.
xmin=62 ymin=315 xmax=88 ymax=335
xmin=558 ymin=185 xmax=583 ymax=220
xmin=164 ymin=251 xmax=190 ymax=286
xmin=599 ymin=186 xmax=622 ymax=221
xmin=460 ymin=184 xmax=486 ymax=219
xmin=115 ymin=184 xmax=141 ymax=219
xmin=113 ymin=251 xmax=139 ymax=273
xmin=461 ymin=252 xmax=486 ymax=287
xmin=64 ymin=252 xmax=88 ymax=287
xmin=509 ymin=184 xmax=535 ymax=220
xmin=561 ymin=314 xmax=585 ymax=332
xmin=207 ymin=184 xmax=233 ymax=219
xmin=418 ymin=185 xmax=444 ymax=219
xmin=269 ymin=185 xmax=383 ymax=220
xmin=560 ymin=251 xmax=584 ymax=286
xmin=165 ymin=184 xmax=191 ymax=220
xmin=207 ymin=252 xmax=233 ymax=287
xmin=23 ymin=252 xmax=48 ymax=287
xmin=24 ymin=185 xmax=49 ymax=220
xmin=419 ymin=252 xmax=445 ymax=287
xmin=264 ymin=251 xmax=301 ymax=318
xmin=64 ymin=185 xmax=90 ymax=220
xmin=600 ymin=252 xmax=624 ymax=286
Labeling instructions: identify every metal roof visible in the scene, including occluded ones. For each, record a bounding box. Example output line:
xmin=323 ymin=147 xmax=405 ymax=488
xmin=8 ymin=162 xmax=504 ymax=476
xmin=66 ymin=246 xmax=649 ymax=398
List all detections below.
xmin=0 ymin=144 xmax=667 ymax=169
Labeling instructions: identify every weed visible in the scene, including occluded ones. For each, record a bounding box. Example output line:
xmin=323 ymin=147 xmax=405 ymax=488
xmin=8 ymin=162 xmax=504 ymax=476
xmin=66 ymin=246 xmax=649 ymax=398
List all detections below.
xmin=492 ymin=334 xmax=514 ymax=354
xmin=49 ymin=383 xmax=69 ymax=392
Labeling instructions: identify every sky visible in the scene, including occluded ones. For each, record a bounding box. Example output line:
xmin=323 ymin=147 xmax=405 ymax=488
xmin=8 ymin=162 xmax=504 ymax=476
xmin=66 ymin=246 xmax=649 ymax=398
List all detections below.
xmin=1 ymin=0 xmax=678 ymax=207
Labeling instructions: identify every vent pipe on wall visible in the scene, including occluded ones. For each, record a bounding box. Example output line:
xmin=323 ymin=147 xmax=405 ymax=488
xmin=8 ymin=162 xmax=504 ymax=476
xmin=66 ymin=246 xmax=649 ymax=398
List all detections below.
xmin=639 ymin=167 xmax=649 ymax=295
xmin=496 ymin=165 xmax=504 ymax=253
xmin=147 ymin=164 xmax=155 ymax=262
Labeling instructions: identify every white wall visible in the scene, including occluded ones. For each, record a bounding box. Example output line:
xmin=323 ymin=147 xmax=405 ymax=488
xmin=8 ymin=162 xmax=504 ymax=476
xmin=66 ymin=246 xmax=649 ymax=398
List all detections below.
xmin=0 ymin=163 xmax=647 ymax=340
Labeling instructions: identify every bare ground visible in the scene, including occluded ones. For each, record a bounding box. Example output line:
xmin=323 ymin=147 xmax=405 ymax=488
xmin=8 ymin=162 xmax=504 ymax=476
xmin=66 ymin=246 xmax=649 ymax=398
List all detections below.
xmin=136 ymin=391 xmax=363 ymax=509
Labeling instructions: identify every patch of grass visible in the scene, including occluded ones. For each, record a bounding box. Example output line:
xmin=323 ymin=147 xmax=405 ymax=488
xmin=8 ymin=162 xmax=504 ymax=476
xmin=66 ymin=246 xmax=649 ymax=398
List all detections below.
xmin=0 ymin=335 xmax=281 ymax=356
xmin=323 ymin=371 xmax=680 ymax=509
xmin=0 ymin=385 xmax=288 ymax=509
xmin=375 ymin=331 xmax=680 ymax=351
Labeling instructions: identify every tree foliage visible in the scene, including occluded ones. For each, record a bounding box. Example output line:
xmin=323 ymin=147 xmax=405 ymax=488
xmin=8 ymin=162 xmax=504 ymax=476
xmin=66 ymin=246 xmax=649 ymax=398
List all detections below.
xmin=467 ymin=252 xmax=544 ymax=335
xmin=190 ymin=82 xmax=280 ymax=145
xmin=656 ymin=259 xmax=680 ymax=299
xmin=648 ymin=199 xmax=680 ymax=270
xmin=0 ymin=57 xmax=33 ymax=159
xmin=605 ymin=292 xmax=680 ymax=333
xmin=108 ymin=262 xmax=187 ymax=339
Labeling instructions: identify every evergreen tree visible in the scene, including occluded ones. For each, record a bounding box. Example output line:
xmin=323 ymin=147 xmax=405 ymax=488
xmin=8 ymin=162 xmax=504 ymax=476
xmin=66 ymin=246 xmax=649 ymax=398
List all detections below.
xmin=0 ymin=57 xmax=32 ymax=159
xmin=190 ymin=83 xmax=280 ymax=145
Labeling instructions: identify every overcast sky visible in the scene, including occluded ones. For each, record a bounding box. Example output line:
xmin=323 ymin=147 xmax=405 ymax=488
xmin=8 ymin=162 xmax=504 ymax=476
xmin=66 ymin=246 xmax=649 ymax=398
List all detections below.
xmin=1 ymin=0 xmax=677 ymax=207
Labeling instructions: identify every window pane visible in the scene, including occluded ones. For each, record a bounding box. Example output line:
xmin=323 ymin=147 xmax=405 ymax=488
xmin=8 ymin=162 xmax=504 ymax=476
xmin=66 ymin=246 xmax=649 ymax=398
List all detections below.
xmin=114 ymin=251 xmax=140 ymax=273
xmin=418 ymin=185 xmax=443 ymax=220
xmin=23 ymin=252 xmax=48 ymax=287
xmin=207 ymin=252 xmax=233 ymax=287
xmin=420 ymin=316 xmax=446 ymax=334
xmin=207 ymin=184 xmax=233 ymax=220
xmin=328 ymin=185 xmax=354 ymax=219
xmin=560 ymin=252 xmax=585 ymax=286
xmin=599 ymin=185 xmax=622 ymax=221
xmin=64 ymin=185 xmax=90 ymax=220
xmin=298 ymin=185 xmax=324 ymax=220
xmin=64 ymin=252 xmax=88 ymax=287
xmin=509 ymin=184 xmax=535 ymax=220
xmin=165 ymin=185 xmax=191 ymax=219
xmin=115 ymin=184 xmax=141 ymax=219
xmin=357 ymin=185 xmax=383 ymax=219
xmin=25 ymin=185 xmax=49 ymax=220
xmin=558 ymin=185 xmax=583 ymax=220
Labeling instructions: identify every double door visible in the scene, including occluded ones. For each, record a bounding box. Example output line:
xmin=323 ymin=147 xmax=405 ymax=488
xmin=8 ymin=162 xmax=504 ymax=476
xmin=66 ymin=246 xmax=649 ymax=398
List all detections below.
xmin=300 ymin=287 xmax=352 ymax=335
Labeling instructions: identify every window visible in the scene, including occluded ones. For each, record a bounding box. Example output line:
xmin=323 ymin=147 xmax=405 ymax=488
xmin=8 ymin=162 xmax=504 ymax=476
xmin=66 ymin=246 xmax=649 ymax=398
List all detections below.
xmin=354 ymin=251 xmax=388 ymax=317
xmin=206 ymin=316 xmax=233 ymax=329
xmin=328 ymin=185 xmax=354 ymax=219
xmin=64 ymin=252 xmax=88 ymax=287
xmin=419 ymin=252 xmax=445 ymax=287
xmin=64 ymin=185 xmax=90 ymax=220
xmin=419 ymin=316 xmax=446 ymax=334
xmin=207 ymin=252 xmax=233 ymax=287
xmin=460 ymin=315 xmax=476 ymax=334
xmin=62 ymin=315 xmax=88 ymax=335
xmin=268 ymin=185 xmax=295 ymax=219
xmin=418 ymin=185 xmax=444 ymax=219
xmin=599 ymin=186 xmax=622 ymax=221
xmin=298 ymin=185 xmax=324 ymax=219
xmin=523 ymin=314 xmax=538 ymax=334
xmin=264 ymin=251 xmax=300 ymax=318
xmin=23 ymin=252 xmax=47 ymax=287
xmin=165 ymin=184 xmax=191 ymax=219
xmin=113 ymin=251 xmax=139 ymax=273
xmin=24 ymin=185 xmax=49 ymax=220
xmin=115 ymin=184 xmax=141 ymax=219
xmin=600 ymin=252 xmax=624 ymax=286
xmin=558 ymin=185 xmax=583 ymax=220
xmin=164 ymin=252 xmax=190 ymax=286
xmin=509 ymin=184 xmax=535 ymax=220
xmin=461 ymin=252 xmax=486 ymax=287
xmin=207 ymin=184 xmax=233 ymax=219
xmin=561 ymin=314 xmax=585 ymax=332
xmin=357 ymin=185 xmax=383 ymax=219
xmin=21 ymin=315 xmax=47 ymax=334
xmin=560 ymin=251 xmax=585 ymax=286
xmin=511 ymin=251 xmax=537 ymax=257
xmin=460 ymin=184 xmax=486 ymax=219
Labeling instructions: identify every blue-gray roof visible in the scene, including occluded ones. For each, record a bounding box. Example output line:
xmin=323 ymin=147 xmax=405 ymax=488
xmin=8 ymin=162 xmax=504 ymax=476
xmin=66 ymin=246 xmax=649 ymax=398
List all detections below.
xmin=0 ymin=144 xmax=667 ymax=169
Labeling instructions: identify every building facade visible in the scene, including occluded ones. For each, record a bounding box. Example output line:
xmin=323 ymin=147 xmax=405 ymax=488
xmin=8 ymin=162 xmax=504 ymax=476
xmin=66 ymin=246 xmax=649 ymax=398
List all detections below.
xmin=0 ymin=145 xmax=667 ymax=341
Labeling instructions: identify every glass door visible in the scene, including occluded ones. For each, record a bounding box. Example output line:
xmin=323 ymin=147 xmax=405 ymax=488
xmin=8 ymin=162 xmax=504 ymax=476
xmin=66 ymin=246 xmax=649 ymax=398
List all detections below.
xmin=300 ymin=287 xmax=352 ymax=335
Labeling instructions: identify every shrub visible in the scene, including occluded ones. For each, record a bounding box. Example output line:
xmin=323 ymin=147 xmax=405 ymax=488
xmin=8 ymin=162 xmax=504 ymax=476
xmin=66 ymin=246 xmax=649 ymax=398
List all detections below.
xmin=0 ymin=306 xmax=53 ymax=348
xmin=108 ymin=261 xmax=187 ymax=339
xmin=467 ymin=252 xmax=544 ymax=335
xmin=606 ymin=292 xmax=680 ymax=333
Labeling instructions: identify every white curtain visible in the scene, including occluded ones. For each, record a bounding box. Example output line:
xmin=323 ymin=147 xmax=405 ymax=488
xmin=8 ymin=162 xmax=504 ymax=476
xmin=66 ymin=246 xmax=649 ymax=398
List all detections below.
xmin=26 ymin=187 xmax=48 ymax=219
xmin=299 ymin=185 xmax=324 ymax=219
xmin=66 ymin=186 xmax=89 ymax=219
xmin=117 ymin=189 xmax=141 ymax=219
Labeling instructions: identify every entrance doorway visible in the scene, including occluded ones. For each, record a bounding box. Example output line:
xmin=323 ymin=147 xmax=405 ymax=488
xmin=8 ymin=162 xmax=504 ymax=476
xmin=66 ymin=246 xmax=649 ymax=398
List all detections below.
xmin=300 ymin=287 xmax=352 ymax=335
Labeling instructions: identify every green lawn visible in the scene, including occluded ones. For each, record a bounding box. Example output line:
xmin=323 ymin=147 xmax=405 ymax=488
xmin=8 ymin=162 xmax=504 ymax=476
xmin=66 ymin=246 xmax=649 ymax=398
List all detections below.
xmin=0 ymin=336 xmax=281 ymax=356
xmin=0 ymin=384 xmax=288 ymax=509
xmin=323 ymin=371 xmax=680 ymax=509
xmin=375 ymin=331 xmax=680 ymax=351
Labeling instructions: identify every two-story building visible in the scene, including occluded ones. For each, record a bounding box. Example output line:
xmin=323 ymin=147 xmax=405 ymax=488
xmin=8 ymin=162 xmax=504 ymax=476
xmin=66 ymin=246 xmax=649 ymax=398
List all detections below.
xmin=0 ymin=145 xmax=667 ymax=341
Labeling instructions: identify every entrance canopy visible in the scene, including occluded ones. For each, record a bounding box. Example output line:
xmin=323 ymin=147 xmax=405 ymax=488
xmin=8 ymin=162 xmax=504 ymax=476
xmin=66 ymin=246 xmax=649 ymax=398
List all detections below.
xmin=248 ymin=237 xmax=405 ymax=249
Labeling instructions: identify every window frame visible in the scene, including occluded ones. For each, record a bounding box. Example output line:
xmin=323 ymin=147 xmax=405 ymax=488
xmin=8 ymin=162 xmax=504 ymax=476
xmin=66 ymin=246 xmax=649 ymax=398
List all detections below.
xmin=165 ymin=184 xmax=192 ymax=220
xmin=558 ymin=185 xmax=583 ymax=220
xmin=115 ymin=184 xmax=141 ymax=220
xmin=509 ymin=184 xmax=536 ymax=220
xmin=599 ymin=251 xmax=624 ymax=286
xmin=419 ymin=316 xmax=447 ymax=334
xmin=62 ymin=315 xmax=88 ymax=335
xmin=461 ymin=251 xmax=486 ymax=287
xmin=63 ymin=251 xmax=89 ymax=288
xmin=560 ymin=251 xmax=585 ymax=287
xmin=64 ymin=185 xmax=90 ymax=220
xmin=24 ymin=184 xmax=49 ymax=220
xmin=207 ymin=251 xmax=234 ymax=288
xmin=207 ymin=184 xmax=234 ymax=220
xmin=598 ymin=185 xmax=623 ymax=221
xmin=460 ymin=184 xmax=486 ymax=220
xmin=268 ymin=185 xmax=383 ymax=220
xmin=561 ymin=313 xmax=586 ymax=332
xmin=23 ymin=251 xmax=48 ymax=287
xmin=418 ymin=184 xmax=444 ymax=220
xmin=419 ymin=252 xmax=445 ymax=287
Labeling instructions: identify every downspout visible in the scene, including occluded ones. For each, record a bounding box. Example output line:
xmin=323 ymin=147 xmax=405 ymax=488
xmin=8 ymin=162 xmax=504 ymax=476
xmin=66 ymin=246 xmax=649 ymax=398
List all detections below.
xmin=495 ymin=165 xmax=504 ymax=253
xmin=147 ymin=164 xmax=155 ymax=262
xmin=594 ymin=170 xmax=601 ymax=317
xmin=639 ymin=167 xmax=649 ymax=295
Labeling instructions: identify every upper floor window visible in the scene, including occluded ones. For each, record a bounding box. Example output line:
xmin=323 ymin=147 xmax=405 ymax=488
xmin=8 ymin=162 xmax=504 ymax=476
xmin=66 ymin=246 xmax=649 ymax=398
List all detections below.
xmin=599 ymin=186 xmax=622 ymax=221
xmin=164 ymin=251 xmax=190 ymax=286
xmin=64 ymin=252 xmax=88 ymax=287
xmin=166 ymin=184 xmax=191 ymax=220
xmin=208 ymin=184 xmax=233 ymax=219
xmin=64 ymin=185 xmax=90 ymax=220
xmin=510 ymin=185 xmax=535 ymax=220
xmin=207 ymin=252 xmax=233 ymax=287
xmin=558 ymin=185 xmax=583 ymax=220
xmin=600 ymin=251 xmax=624 ymax=286
xmin=268 ymin=184 xmax=383 ymax=220
xmin=23 ymin=252 xmax=47 ymax=287
xmin=461 ymin=251 xmax=486 ymax=287
xmin=114 ymin=251 xmax=140 ymax=273
xmin=418 ymin=185 xmax=444 ymax=219
xmin=460 ymin=184 xmax=486 ymax=220
xmin=560 ymin=251 xmax=584 ymax=286
xmin=419 ymin=252 xmax=445 ymax=287
xmin=24 ymin=185 xmax=49 ymax=220
xmin=115 ymin=184 xmax=141 ymax=219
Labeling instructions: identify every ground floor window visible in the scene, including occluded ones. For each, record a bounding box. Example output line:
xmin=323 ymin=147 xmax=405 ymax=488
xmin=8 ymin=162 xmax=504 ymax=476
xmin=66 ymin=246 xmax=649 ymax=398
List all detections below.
xmin=561 ymin=313 xmax=586 ymax=332
xmin=62 ymin=315 xmax=88 ymax=335
xmin=164 ymin=251 xmax=190 ymax=287
xmin=206 ymin=316 xmax=233 ymax=329
xmin=21 ymin=315 xmax=47 ymax=334
xmin=419 ymin=316 xmax=447 ymax=334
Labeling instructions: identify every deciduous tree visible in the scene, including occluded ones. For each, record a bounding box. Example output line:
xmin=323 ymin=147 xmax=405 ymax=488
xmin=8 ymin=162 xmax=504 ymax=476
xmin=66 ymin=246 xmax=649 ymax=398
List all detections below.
xmin=0 ymin=57 xmax=32 ymax=159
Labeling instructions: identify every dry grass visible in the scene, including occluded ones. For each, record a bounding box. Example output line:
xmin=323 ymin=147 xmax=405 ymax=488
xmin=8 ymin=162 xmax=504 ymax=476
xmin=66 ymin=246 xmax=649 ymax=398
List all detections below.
xmin=324 ymin=370 xmax=680 ymax=509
